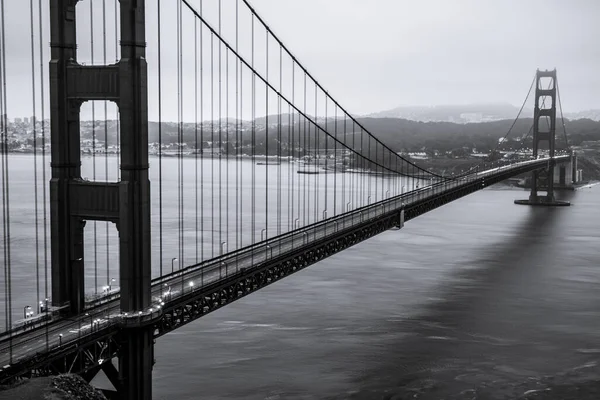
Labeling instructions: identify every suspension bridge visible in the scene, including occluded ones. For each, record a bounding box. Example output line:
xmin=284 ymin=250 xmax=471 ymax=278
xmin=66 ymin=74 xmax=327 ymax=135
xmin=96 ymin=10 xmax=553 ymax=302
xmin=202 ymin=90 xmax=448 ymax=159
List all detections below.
xmin=0 ymin=1 xmax=579 ymax=398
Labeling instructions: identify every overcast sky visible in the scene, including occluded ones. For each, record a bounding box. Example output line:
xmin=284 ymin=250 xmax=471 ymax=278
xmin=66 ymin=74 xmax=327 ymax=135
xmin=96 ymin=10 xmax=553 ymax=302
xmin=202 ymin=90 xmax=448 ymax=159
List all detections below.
xmin=249 ymin=0 xmax=600 ymax=114
xmin=3 ymin=0 xmax=599 ymax=121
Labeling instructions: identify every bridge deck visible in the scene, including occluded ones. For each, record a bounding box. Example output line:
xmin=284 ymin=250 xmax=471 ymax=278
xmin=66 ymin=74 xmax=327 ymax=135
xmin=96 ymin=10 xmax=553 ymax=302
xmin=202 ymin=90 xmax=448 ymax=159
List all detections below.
xmin=0 ymin=155 xmax=570 ymax=381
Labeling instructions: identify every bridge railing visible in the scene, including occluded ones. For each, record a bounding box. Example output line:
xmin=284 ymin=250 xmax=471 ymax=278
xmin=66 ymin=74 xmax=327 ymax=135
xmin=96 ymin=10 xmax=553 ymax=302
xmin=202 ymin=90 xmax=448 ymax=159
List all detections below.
xmin=151 ymin=154 xmax=568 ymax=293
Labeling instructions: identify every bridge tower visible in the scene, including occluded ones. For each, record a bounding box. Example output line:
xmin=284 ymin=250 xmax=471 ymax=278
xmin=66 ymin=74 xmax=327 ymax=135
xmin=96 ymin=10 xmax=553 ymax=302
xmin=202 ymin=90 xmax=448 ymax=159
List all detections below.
xmin=50 ymin=0 xmax=153 ymax=398
xmin=515 ymin=69 xmax=570 ymax=206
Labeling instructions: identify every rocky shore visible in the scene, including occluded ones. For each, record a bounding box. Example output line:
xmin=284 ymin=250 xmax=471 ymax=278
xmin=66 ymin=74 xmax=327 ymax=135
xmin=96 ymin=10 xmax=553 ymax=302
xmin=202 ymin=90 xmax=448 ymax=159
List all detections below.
xmin=0 ymin=374 xmax=106 ymax=400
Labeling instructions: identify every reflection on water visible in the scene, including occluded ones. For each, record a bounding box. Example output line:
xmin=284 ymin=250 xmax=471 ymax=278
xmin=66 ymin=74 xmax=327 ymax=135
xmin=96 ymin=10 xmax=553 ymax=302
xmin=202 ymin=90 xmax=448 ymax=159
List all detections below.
xmin=152 ymin=186 xmax=600 ymax=400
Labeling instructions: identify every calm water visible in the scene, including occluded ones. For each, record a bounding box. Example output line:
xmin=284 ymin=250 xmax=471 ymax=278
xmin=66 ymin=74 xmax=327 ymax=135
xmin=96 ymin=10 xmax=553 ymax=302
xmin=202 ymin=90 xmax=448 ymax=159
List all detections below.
xmin=150 ymin=184 xmax=600 ymax=399
xmin=0 ymin=155 xmax=418 ymax=327
xmin=1 ymin=155 xmax=599 ymax=399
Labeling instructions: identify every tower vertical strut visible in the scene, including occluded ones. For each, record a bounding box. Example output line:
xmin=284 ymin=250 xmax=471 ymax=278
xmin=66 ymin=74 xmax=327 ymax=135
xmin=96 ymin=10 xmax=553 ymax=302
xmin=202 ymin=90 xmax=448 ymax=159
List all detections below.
xmin=49 ymin=0 xmax=153 ymax=398
xmin=515 ymin=69 xmax=570 ymax=207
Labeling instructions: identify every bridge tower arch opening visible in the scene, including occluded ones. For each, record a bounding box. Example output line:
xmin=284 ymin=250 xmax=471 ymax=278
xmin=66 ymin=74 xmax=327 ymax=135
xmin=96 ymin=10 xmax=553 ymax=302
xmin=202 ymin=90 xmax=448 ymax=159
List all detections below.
xmin=49 ymin=0 xmax=154 ymax=398
xmin=514 ymin=69 xmax=570 ymax=207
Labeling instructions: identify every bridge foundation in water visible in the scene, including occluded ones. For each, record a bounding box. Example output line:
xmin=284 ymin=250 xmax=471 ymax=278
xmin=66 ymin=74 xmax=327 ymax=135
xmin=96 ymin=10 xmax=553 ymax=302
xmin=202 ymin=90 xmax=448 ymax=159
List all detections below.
xmin=515 ymin=69 xmax=570 ymax=207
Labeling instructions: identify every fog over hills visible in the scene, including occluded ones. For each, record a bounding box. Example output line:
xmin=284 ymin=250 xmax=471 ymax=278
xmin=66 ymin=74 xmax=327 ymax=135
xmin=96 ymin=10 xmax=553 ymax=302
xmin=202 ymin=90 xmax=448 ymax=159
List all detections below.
xmin=364 ymin=103 xmax=600 ymax=123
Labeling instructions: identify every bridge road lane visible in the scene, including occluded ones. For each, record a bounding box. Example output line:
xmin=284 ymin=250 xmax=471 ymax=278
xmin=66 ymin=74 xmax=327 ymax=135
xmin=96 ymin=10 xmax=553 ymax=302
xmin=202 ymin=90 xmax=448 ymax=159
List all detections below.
xmin=0 ymin=157 xmax=569 ymax=369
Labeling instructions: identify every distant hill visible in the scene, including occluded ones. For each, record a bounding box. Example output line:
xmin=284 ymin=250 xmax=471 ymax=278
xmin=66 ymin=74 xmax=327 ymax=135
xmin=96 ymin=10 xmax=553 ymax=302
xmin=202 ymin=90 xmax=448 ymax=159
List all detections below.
xmin=365 ymin=103 xmax=528 ymax=124
xmin=352 ymin=117 xmax=600 ymax=153
xmin=365 ymin=104 xmax=600 ymax=123
xmin=563 ymin=109 xmax=600 ymax=121
xmin=79 ymin=111 xmax=600 ymax=154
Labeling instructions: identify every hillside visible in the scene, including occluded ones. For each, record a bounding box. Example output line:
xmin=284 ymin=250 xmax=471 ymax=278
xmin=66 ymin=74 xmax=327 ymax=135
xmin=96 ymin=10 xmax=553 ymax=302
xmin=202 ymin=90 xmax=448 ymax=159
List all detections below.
xmin=365 ymin=103 xmax=524 ymax=123
xmin=364 ymin=104 xmax=600 ymax=124
xmin=80 ymin=114 xmax=600 ymax=155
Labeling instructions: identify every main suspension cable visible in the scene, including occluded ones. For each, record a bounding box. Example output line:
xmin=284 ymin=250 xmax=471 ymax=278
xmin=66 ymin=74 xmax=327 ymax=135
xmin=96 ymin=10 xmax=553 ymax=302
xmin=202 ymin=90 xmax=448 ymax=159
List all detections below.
xmin=556 ymin=80 xmax=570 ymax=149
xmin=180 ymin=0 xmax=447 ymax=181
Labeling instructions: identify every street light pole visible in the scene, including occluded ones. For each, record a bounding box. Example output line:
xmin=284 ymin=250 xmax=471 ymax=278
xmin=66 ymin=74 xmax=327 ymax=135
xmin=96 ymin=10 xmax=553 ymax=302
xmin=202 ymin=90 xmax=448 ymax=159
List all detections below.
xmin=86 ymin=313 xmax=91 ymax=331
xmin=171 ymin=257 xmax=177 ymax=274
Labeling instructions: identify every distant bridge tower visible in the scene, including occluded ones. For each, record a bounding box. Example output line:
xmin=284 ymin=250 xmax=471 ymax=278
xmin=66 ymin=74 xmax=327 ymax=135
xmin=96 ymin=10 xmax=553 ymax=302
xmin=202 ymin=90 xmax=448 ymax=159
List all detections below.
xmin=515 ymin=69 xmax=570 ymax=206
xmin=50 ymin=0 xmax=153 ymax=398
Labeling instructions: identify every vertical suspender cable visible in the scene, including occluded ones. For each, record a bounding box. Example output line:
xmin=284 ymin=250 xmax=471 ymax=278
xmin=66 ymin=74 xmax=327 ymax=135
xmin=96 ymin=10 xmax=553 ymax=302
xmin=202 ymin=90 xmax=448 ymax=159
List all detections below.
xmin=353 ymin=124 xmax=357 ymax=209
xmin=29 ymin=0 xmax=41 ymax=319
xmin=360 ymin=129 xmax=364 ymax=206
xmin=224 ymin=7 xmax=230 ymax=260
xmin=235 ymin=0 xmax=240 ymax=251
xmin=90 ymin=1 xmax=98 ymax=296
xmin=176 ymin=0 xmax=180 ymax=269
xmin=225 ymin=49 xmax=230 ymax=259
xmin=38 ymin=0 xmax=49 ymax=350
xmin=194 ymin=17 xmax=198 ymax=263
xmin=380 ymin=143 xmax=383 ymax=200
xmin=313 ymin=86 xmax=317 ymax=224
xmin=177 ymin=0 xmax=183 ymax=272
xmin=36 ymin=0 xmax=49 ymax=350
xmin=289 ymin=63 xmax=294 ymax=232
xmin=199 ymin=0 xmax=204 ymax=262
xmin=324 ymin=92 xmax=328 ymax=219
xmin=0 ymin=0 xmax=12 ymax=357
xmin=265 ymin=29 xmax=269 ymax=241
xmin=277 ymin=45 xmax=282 ymax=236
xmin=342 ymin=116 xmax=346 ymax=215
xmin=0 ymin=0 xmax=5 ymax=330
xmin=180 ymin=1 xmax=184 ymax=269
xmin=210 ymin=31 xmax=215 ymax=258
xmin=367 ymin=131 xmax=371 ymax=203
xmin=239 ymin=31 xmax=243 ymax=250
xmin=292 ymin=62 xmax=297 ymax=230
xmin=333 ymin=105 xmax=337 ymax=217
xmin=176 ymin=0 xmax=180 ymax=270
xmin=302 ymin=74 xmax=306 ymax=225
xmin=235 ymin=0 xmax=239 ymax=252
xmin=157 ymin=0 xmax=163 ymax=277
xmin=114 ymin=0 xmax=120 ymax=181
xmin=218 ymin=1 xmax=223 ymax=257
xmin=251 ymin=16 xmax=255 ymax=249
xmin=102 ymin=0 xmax=109 ymax=287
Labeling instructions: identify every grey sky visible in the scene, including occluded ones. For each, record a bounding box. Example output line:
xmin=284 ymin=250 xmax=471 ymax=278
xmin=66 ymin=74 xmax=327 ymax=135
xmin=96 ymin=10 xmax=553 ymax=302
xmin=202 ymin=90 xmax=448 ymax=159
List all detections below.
xmin=2 ymin=0 xmax=599 ymax=121
xmin=249 ymin=0 xmax=600 ymax=114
